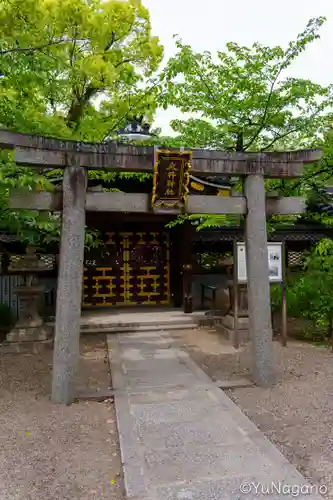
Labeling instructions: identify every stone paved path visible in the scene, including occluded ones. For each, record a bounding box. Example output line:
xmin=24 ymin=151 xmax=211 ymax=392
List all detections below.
xmin=107 ymin=331 xmax=323 ymax=500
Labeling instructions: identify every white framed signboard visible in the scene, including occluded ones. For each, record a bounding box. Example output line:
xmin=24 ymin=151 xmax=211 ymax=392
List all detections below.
xmin=237 ymin=242 xmax=283 ymax=283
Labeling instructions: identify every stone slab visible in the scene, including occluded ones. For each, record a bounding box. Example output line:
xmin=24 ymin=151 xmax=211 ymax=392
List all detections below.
xmin=142 ymin=441 xmax=288 ymax=486
xmin=128 ymin=386 xmax=215 ymax=404
xmin=107 ymin=331 xmax=324 ymax=500
xmin=131 ymin=399 xmax=226 ymax=426
xmin=118 ymin=332 xmax=171 ymax=341
xmin=131 ymin=391 xmax=229 ymax=423
xmin=118 ymin=337 xmax=175 ymax=348
xmin=132 ymin=415 xmax=251 ymax=448
xmin=123 ymin=372 xmax=198 ymax=391
xmin=119 ymin=348 xmax=186 ymax=362
xmin=122 ymin=366 xmax=191 ymax=380
xmin=121 ymin=358 xmax=189 ymax=375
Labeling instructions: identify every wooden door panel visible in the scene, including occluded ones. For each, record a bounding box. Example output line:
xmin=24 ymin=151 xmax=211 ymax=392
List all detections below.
xmin=82 ymin=231 xmax=170 ymax=307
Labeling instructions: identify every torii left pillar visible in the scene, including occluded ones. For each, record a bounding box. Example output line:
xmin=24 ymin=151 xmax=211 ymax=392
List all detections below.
xmin=52 ymin=164 xmax=87 ymax=404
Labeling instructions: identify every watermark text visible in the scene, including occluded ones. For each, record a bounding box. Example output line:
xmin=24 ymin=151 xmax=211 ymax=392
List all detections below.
xmin=239 ymin=481 xmax=327 ymax=497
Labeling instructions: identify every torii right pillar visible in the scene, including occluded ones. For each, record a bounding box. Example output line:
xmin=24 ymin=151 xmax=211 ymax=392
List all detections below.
xmin=244 ymin=174 xmax=276 ymax=387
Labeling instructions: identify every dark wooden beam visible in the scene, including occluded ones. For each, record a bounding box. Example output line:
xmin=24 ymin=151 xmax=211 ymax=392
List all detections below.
xmin=0 ymin=129 xmax=321 ymax=177
xmin=9 ymin=191 xmax=307 ymax=215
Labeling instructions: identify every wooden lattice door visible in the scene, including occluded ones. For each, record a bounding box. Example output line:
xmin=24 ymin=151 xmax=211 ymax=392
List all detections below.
xmin=82 ymin=231 xmax=170 ymax=307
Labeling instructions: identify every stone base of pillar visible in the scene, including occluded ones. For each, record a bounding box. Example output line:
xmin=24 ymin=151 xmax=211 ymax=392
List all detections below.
xmin=5 ymin=322 xmax=53 ymax=353
xmin=217 ymin=313 xmax=251 ymax=343
xmin=6 ymin=323 xmax=52 ymax=343
xmin=216 ymin=282 xmax=251 ymax=344
xmin=0 ymin=339 xmax=53 ymax=354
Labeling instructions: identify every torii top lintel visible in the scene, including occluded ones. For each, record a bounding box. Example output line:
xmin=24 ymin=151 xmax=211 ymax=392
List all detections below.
xmin=0 ymin=129 xmax=322 ymax=178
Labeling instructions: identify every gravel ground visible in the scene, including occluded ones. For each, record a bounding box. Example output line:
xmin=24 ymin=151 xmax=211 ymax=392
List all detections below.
xmin=172 ymin=326 xmax=253 ymax=381
xmin=0 ymin=334 xmax=124 ymax=500
xmin=172 ymin=327 xmax=333 ymax=499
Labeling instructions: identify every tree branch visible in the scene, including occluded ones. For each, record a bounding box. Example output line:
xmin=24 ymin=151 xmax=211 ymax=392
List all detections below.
xmin=260 ymin=126 xmax=301 ymax=151
xmin=289 ymin=160 xmax=333 ymax=193
xmin=244 ymin=67 xmax=283 ymax=151
xmin=105 ymin=32 xmax=117 ymax=52
xmin=235 ymin=131 xmax=244 ymax=151
xmin=0 ymin=37 xmax=85 ymax=56
xmin=243 ymin=32 xmax=317 ymax=152
xmin=69 ymin=27 xmax=78 ymax=68
xmin=66 ymin=85 xmax=99 ymax=129
xmin=260 ymin=106 xmax=323 ymax=151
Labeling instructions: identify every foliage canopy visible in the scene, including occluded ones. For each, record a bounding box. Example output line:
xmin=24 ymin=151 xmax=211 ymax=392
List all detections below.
xmin=159 ymin=17 xmax=333 ymax=153
xmin=0 ymin=0 xmax=163 ymax=244
xmin=158 ymin=17 xmax=333 ymax=229
xmin=0 ymin=0 xmax=163 ymax=139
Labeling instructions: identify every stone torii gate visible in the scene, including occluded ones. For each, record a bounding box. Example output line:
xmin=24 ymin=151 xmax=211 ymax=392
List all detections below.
xmin=0 ymin=129 xmax=322 ymax=404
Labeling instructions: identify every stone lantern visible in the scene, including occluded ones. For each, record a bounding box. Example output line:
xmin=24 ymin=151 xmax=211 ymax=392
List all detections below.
xmin=5 ymin=247 xmax=52 ymax=352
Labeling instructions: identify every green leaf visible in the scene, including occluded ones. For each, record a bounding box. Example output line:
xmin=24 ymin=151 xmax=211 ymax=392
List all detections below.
xmin=0 ymin=0 xmax=164 ymax=246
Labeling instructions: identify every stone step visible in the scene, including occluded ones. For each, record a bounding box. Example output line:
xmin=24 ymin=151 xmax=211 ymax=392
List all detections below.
xmin=81 ymin=323 xmax=198 ymax=334
xmin=46 ymin=318 xmax=199 ymax=334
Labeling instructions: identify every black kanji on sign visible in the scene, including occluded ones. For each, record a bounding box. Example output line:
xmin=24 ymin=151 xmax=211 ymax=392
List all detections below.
xmin=152 ymin=149 xmax=192 ymax=210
